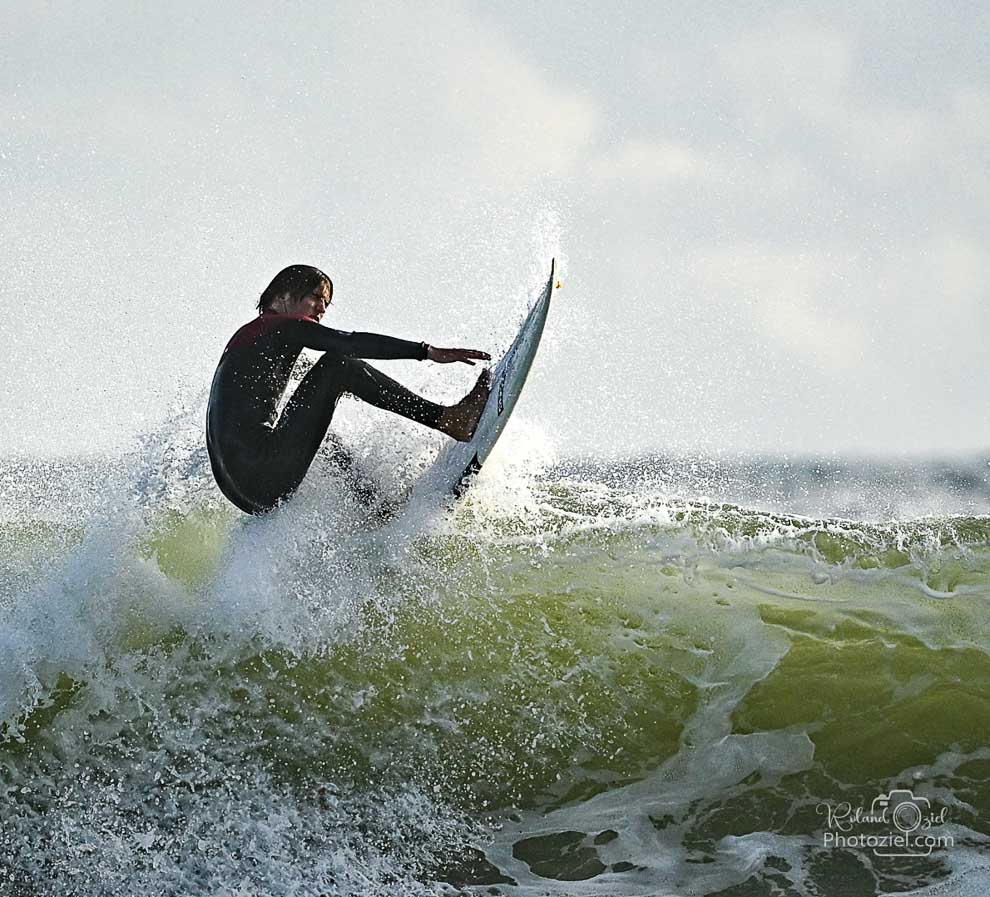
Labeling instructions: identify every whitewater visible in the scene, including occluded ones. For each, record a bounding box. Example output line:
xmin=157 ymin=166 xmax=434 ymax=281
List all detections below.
xmin=2 ymin=395 xmax=988 ymax=897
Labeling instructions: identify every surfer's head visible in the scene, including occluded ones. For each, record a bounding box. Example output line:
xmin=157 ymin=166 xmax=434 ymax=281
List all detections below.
xmin=258 ymin=265 xmax=334 ymax=321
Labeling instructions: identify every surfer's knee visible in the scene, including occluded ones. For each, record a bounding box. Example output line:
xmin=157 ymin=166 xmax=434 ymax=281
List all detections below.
xmin=337 ymin=357 xmax=379 ymax=392
xmin=314 ymin=352 xmax=366 ymax=379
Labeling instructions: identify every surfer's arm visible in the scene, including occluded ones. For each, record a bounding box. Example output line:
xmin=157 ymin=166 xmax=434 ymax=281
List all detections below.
xmin=278 ymin=318 xmax=429 ymax=360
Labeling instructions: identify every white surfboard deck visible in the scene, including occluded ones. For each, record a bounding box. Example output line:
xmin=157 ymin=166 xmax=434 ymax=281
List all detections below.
xmin=425 ymin=259 xmax=555 ymax=500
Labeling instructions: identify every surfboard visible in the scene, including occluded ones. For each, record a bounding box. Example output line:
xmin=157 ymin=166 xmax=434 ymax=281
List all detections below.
xmin=429 ymin=259 xmax=556 ymax=499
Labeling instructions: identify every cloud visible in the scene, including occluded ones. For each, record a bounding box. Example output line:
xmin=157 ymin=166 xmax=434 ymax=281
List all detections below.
xmin=713 ymin=14 xmax=990 ymax=188
xmin=592 ymin=138 xmax=706 ymax=186
xmin=874 ymin=231 xmax=990 ymax=357
xmin=437 ymin=31 xmax=599 ymax=181
xmin=696 ymin=244 xmax=870 ymax=371
xmin=718 ymin=19 xmax=853 ymax=129
xmin=332 ymin=4 xmax=599 ymax=189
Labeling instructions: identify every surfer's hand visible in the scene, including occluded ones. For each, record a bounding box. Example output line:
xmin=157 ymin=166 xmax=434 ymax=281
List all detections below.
xmin=426 ymin=346 xmax=491 ymax=365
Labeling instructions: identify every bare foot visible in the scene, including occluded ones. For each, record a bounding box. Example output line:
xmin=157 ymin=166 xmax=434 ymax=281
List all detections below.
xmin=438 ymin=369 xmax=492 ymax=441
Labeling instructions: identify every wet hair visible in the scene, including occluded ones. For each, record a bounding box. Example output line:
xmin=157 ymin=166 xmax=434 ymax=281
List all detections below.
xmin=257 ymin=264 xmax=333 ymax=313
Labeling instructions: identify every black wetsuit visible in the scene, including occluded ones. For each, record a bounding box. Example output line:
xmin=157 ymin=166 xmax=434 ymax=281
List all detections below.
xmin=206 ymin=312 xmax=442 ymax=514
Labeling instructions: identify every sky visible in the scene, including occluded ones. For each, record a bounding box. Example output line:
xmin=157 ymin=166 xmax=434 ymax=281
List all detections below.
xmin=1 ymin=0 xmax=988 ymax=459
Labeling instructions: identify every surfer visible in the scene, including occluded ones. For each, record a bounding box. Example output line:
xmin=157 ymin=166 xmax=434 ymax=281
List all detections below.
xmin=206 ymin=264 xmax=491 ymax=515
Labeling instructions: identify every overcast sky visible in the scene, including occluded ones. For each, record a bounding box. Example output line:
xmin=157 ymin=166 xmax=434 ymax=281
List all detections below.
xmin=2 ymin=1 xmax=987 ymax=458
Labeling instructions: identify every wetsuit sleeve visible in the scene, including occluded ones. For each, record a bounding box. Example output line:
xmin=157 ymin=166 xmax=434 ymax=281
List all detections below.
xmin=276 ymin=318 xmax=429 ymax=360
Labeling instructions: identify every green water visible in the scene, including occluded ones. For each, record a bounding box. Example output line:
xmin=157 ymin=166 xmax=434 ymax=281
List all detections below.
xmin=1 ymin=472 xmax=988 ymax=895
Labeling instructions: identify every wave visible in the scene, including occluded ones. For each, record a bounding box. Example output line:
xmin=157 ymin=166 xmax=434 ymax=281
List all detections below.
xmin=1 ymin=431 xmax=989 ymax=895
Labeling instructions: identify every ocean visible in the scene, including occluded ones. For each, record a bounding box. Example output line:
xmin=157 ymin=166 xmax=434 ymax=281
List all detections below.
xmin=2 ymin=417 xmax=989 ymax=896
